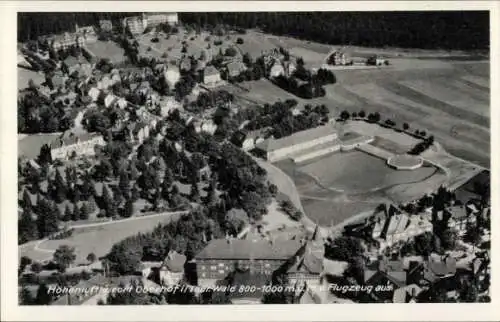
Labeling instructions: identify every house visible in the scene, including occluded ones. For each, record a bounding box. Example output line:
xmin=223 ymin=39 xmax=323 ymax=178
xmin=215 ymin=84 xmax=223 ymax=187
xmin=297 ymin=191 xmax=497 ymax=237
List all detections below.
xmin=367 ymin=55 xmax=387 ymax=66
xmin=97 ymin=75 xmax=113 ymax=91
xmin=254 ymin=124 xmax=338 ymax=162
xmin=363 ymin=258 xmax=407 ymax=303
xmin=49 ymin=32 xmax=85 ymax=51
xmin=282 ymin=226 xmax=324 ymax=288
xmin=48 ymin=72 xmax=68 ymax=91
xmin=125 ymin=15 xmax=148 ymax=36
xmin=50 ymin=131 xmax=105 ymax=160
xmin=407 ymin=255 xmax=457 ymax=286
xmin=51 ymin=274 xmax=108 ymax=305
xmin=392 ymin=284 xmax=422 ymax=303
xmin=88 ymin=87 xmax=101 ymax=102
xmin=227 ymin=61 xmax=247 ymax=78
xmin=327 ymin=51 xmax=348 ymax=66
xmin=164 ymin=66 xmax=181 ymax=88
xmin=99 ymin=19 xmax=113 ymax=32
xmin=195 ymin=238 xmax=303 ymax=288
xmin=62 ymin=56 xmax=91 ymax=76
xmin=136 ymin=81 xmax=151 ymax=96
xmin=104 ymin=93 xmax=118 ymax=108
xmin=158 ymin=250 xmax=187 ymax=286
xmin=127 ymin=122 xmax=151 ymax=144
xmin=444 ymin=205 xmax=476 ymax=231
xmin=269 ymin=61 xmax=285 ymax=78
xmin=179 ymin=57 xmax=192 ymax=72
xmin=74 ymin=24 xmax=97 ymax=43
xmin=203 ymin=66 xmax=221 ymax=85
xmin=372 ymin=206 xmax=411 ymax=246
xmin=159 ymin=97 xmax=181 ymax=117
xmin=200 ymin=120 xmax=218 ymax=135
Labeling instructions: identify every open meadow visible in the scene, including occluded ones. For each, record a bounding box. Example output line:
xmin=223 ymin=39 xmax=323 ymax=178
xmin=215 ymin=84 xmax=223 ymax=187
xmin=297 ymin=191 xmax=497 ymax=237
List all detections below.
xmin=19 ymin=212 xmax=185 ymax=263
xmin=239 ymin=31 xmax=489 ymax=168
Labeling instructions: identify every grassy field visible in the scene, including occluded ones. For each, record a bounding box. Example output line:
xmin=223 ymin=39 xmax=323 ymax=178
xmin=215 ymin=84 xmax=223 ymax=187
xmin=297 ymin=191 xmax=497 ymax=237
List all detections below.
xmin=85 ymin=40 xmax=126 ymax=64
xmin=19 ymin=212 xmax=184 ymax=263
xmin=241 ymin=31 xmax=489 ymax=168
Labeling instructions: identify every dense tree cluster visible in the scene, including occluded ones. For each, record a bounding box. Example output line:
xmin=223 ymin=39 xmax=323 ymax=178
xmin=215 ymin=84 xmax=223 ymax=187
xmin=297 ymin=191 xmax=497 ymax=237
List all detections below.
xmin=179 ymin=12 xmax=489 ymax=50
xmin=18 ymin=13 xmax=136 ymax=41
xmin=243 ymin=100 xmax=329 ymax=139
xmin=18 ymin=90 xmax=73 ymax=134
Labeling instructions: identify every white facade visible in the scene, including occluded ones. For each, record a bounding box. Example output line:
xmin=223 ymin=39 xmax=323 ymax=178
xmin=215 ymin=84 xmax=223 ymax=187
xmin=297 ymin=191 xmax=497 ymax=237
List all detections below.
xmin=204 ymin=73 xmax=221 ymax=85
xmin=51 ymin=135 xmax=105 ymax=160
xmin=88 ymin=87 xmax=101 ymax=102
xmin=267 ymin=133 xmax=338 ymax=162
xmin=164 ymin=68 xmax=180 ymax=88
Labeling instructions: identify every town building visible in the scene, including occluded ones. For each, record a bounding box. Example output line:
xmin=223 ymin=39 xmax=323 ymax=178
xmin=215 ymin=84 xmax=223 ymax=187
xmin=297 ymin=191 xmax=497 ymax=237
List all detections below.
xmin=49 ymin=32 xmax=85 ymax=51
xmin=158 ymin=250 xmax=187 ymax=286
xmin=124 ymin=15 xmax=148 ymax=36
xmin=254 ymin=124 xmax=339 ymax=163
xmin=327 ymin=51 xmax=349 ymax=66
xmin=203 ymin=66 xmax=221 ymax=86
xmin=62 ymin=56 xmax=92 ymax=76
xmin=195 ymin=238 xmax=303 ymax=288
xmin=282 ymin=226 xmax=324 ymax=288
xmin=50 ymin=131 xmax=105 ymax=160
xmin=159 ymin=97 xmax=181 ymax=117
xmin=164 ymin=66 xmax=181 ymax=88
xmin=227 ymin=61 xmax=247 ymax=78
xmin=363 ymin=257 xmax=407 ymax=303
xmin=406 ymin=255 xmax=457 ymax=286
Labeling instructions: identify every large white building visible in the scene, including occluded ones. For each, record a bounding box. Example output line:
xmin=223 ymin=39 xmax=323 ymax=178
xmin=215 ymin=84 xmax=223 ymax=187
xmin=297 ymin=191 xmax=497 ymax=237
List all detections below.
xmin=255 ymin=125 xmax=339 ymax=162
xmin=50 ymin=132 xmax=105 ymax=160
xmin=146 ymin=13 xmax=179 ymax=27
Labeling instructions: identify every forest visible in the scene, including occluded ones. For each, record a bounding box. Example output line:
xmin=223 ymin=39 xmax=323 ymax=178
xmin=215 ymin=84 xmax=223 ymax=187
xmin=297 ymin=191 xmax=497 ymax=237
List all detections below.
xmin=18 ymin=12 xmax=488 ymax=50
xmin=180 ymin=12 xmax=489 ymax=50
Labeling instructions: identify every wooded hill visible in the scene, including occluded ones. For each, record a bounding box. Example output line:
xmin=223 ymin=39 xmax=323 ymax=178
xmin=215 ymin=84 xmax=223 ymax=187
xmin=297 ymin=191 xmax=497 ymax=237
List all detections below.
xmin=18 ymin=12 xmax=489 ymax=50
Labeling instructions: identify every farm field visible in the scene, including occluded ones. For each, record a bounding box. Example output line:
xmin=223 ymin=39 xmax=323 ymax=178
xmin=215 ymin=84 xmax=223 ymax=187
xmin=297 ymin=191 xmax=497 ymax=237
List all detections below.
xmin=328 ymin=63 xmax=490 ymax=168
xmin=19 ymin=212 xmax=185 ymax=263
xmin=243 ymin=31 xmax=489 ymax=168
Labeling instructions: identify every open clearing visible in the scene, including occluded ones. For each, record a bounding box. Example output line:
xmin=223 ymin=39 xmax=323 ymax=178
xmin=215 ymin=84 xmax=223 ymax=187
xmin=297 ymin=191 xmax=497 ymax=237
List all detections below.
xmin=19 ymin=212 xmax=184 ymax=263
xmin=252 ymin=31 xmax=489 ymax=168
xmin=85 ymin=40 xmax=126 ymax=64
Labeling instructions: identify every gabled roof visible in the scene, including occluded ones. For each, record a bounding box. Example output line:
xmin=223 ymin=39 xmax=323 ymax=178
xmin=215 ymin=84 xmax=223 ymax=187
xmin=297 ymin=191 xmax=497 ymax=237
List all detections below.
xmin=204 ymin=65 xmax=220 ymax=77
xmin=392 ymin=284 xmax=422 ymax=303
xmin=196 ymin=239 xmax=302 ymax=260
xmin=162 ymin=250 xmax=186 ymax=273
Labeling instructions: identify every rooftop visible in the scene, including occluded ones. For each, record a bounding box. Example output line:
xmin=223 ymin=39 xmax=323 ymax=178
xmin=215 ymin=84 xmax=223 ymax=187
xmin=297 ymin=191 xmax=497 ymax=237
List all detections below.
xmin=204 ymin=66 xmax=220 ymax=77
xmin=256 ymin=124 xmax=337 ymax=153
xmin=50 ymin=131 xmax=103 ymax=149
xmin=195 ymin=238 xmax=302 ymax=260
xmin=162 ymin=250 xmax=186 ymax=273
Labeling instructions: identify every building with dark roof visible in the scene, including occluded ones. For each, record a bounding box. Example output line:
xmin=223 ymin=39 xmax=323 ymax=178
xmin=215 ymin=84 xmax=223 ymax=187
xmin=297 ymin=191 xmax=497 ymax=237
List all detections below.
xmin=158 ymin=250 xmax=187 ymax=286
xmin=195 ymin=238 xmax=303 ymax=288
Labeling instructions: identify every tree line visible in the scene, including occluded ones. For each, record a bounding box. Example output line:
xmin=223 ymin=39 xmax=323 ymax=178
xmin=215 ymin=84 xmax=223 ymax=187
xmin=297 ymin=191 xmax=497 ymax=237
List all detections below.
xmin=17 ymin=13 xmax=138 ymax=41
xmin=179 ymin=12 xmax=489 ymax=50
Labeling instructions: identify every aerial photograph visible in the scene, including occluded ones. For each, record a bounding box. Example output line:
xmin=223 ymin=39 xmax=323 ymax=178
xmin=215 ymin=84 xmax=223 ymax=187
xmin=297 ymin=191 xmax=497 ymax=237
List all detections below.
xmin=16 ymin=11 xmax=490 ymax=305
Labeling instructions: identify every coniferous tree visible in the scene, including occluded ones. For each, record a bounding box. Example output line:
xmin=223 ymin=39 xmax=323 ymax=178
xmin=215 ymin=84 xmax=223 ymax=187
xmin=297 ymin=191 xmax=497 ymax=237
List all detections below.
xmin=63 ymin=204 xmax=73 ymax=221
xmin=35 ymin=283 xmax=52 ymax=305
xmin=18 ymin=208 xmax=38 ymax=244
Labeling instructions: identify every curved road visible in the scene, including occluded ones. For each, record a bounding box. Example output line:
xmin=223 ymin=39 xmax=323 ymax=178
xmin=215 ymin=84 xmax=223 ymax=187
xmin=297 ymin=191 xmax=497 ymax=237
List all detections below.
xmin=19 ymin=210 xmax=189 ymax=261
